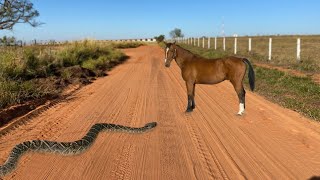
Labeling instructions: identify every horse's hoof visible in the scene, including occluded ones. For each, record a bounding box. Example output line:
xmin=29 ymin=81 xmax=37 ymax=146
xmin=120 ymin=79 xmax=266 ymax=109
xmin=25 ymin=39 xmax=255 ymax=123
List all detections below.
xmin=192 ymin=105 xmax=196 ymax=109
xmin=237 ymin=112 xmax=244 ymax=116
xmin=186 ymin=108 xmax=193 ymax=112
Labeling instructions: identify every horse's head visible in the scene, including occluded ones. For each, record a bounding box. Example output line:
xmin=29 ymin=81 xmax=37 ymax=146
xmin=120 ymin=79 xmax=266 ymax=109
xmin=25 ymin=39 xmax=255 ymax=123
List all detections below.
xmin=164 ymin=41 xmax=177 ymax=67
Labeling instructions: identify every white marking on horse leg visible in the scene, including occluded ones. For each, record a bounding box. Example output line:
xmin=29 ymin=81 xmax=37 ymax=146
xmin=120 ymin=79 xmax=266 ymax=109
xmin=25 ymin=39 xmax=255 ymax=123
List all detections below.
xmin=237 ymin=103 xmax=245 ymax=115
xmin=164 ymin=47 xmax=169 ymax=63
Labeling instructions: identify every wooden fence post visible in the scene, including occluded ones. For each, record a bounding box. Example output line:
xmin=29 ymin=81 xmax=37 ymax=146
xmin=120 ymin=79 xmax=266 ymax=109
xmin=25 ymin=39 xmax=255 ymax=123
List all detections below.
xmin=268 ymin=38 xmax=272 ymax=61
xmin=198 ymin=37 xmax=200 ymax=47
xmin=203 ymin=37 xmax=205 ymax=48
xmin=297 ymin=38 xmax=301 ymax=62
xmin=208 ymin=37 xmax=210 ymax=49
xmin=215 ymin=37 xmax=217 ymax=50
xmin=223 ymin=37 xmax=226 ymax=51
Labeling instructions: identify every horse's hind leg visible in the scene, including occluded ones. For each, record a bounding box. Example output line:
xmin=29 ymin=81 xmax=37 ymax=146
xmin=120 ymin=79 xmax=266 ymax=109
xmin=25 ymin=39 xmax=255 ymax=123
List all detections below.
xmin=237 ymin=88 xmax=246 ymax=115
xmin=231 ymin=80 xmax=246 ymax=115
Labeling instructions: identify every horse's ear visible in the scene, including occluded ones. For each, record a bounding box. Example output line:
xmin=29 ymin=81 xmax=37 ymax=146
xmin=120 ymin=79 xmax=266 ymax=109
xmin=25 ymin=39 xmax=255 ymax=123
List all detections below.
xmin=164 ymin=41 xmax=168 ymax=47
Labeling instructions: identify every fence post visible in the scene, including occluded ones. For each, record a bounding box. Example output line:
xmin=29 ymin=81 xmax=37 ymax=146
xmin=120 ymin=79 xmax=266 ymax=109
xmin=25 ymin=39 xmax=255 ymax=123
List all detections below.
xmin=191 ymin=38 xmax=193 ymax=45
xmin=248 ymin=38 xmax=252 ymax=52
xmin=268 ymin=38 xmax=272 ymax=61
xmin=297 ymin=38 xmax=301 ymax=62
xmin=223 ymin=37 xmax=226 ymax=51
xmin=208 ymin=37 xmax=210 ymax=49
xmin=215 ymin=37 xmax=217 ymax=50
xmin=198 ymin=37 xmax=200 ymax=47
xmin=234 ymin=37 xmax=237 ymax=54
xmin=202 ymin=37 xmax=205 ymax=48
xmin=194 ymin=37 xmax=196 ymax=46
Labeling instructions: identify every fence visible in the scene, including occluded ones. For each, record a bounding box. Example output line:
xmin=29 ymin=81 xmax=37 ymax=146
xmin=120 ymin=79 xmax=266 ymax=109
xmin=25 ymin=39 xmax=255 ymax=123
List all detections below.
xmin=176 ymin=35 xmax=320 ymax=66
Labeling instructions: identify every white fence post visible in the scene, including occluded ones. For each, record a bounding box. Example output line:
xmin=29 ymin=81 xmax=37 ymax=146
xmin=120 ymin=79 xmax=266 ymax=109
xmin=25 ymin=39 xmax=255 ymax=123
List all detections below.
xmin=248 ymin=38 xmax=252 ymax=52
xmin=202 ymin=37 xmax=205 ymax=48
xmin=214 ymin=37 xmax=217 ymax=50
xmin=208 ymin=37 xmax=210 ymax=49
xmin=297 ymin=38 xmax=301 ymax=62
xmin=223 ymin=37 xmax=226 ymax=51
xmin=268 ymin=38 xmax=272 ymax=61
xmin=234 ymin=37 xmax=237 ymax=54
xmin=198 ymin=37 xmax=200 ymax=47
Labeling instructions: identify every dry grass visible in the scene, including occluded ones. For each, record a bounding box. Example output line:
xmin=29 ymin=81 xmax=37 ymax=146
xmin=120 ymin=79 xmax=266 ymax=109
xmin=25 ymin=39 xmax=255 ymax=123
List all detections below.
xmin=0 ymin=41 xmax=139 ymax=110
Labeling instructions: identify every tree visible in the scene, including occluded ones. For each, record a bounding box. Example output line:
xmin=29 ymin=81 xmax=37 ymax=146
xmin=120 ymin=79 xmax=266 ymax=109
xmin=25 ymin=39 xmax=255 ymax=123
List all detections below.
xmin=0 ymin=0 xmax=41 ymax=30
xmin=169 ymin=28 xmax=184 ymax=39
xmin=1 ymin=35 xmax=7 ymax=45
xmin=8 ymin=35 xmax=15 ymax=44
xmin=154 ymin=35 xmax=165 ymax=43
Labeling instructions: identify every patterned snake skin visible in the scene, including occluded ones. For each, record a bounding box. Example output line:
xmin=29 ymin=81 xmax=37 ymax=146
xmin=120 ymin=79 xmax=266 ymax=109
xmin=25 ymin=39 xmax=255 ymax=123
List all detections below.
xmin=0 ymin=122 xmax=157 ymax=177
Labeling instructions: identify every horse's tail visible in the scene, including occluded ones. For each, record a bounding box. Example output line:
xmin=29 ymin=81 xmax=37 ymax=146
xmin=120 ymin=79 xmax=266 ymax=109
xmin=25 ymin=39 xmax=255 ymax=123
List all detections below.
xmin=243 ymin=58 xmax=255 ymax=91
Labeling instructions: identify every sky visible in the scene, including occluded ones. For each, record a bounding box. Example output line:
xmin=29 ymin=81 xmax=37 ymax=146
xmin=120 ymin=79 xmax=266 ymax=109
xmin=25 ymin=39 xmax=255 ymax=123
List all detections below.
xmin=1 ymin=0 xmax=320 ymax=42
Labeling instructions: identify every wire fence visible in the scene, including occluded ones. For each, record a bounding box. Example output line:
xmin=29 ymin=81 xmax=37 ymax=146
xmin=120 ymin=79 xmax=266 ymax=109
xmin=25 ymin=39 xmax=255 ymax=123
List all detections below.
xmin=178 ymin=35 xmax=320 ymax=67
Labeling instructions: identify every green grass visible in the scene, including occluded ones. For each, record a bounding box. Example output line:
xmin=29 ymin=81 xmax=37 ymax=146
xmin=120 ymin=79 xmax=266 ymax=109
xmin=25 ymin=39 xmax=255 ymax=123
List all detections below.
xmin=0 ymin=40 xmax=129 ymax=110
xmin=179 ymin=44 xmax=320 ymax=121
xmin=253 ymin=67 xmax=320 ymax=120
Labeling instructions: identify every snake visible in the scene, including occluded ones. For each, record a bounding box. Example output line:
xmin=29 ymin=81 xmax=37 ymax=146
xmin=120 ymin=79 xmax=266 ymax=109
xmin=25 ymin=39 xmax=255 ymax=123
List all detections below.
xmin=0 ymin=122 xmax=157 ymax=177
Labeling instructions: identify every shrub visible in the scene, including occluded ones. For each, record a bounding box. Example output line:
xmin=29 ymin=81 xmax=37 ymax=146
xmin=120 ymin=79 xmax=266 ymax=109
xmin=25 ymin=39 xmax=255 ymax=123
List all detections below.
xmin=111 ymin=42 xmax=144 ymax=49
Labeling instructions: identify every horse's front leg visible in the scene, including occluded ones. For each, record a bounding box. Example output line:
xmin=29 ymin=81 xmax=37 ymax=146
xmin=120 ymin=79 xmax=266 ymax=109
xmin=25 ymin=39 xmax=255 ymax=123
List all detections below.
xmin=186 ymin=81 xmax=194 ymax=112
xmin=192 ymin=83 xmax=196 ymax=109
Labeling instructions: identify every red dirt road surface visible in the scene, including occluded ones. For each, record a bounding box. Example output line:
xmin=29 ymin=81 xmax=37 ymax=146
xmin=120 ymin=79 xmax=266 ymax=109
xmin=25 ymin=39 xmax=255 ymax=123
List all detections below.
xmin=1 ymin=45 xmax=320 ymax=179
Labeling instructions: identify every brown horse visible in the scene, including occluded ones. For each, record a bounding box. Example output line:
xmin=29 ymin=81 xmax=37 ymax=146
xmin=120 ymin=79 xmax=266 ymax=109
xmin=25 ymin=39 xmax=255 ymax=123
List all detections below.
xmin=164 ymin=42 xmax=255 ymax=115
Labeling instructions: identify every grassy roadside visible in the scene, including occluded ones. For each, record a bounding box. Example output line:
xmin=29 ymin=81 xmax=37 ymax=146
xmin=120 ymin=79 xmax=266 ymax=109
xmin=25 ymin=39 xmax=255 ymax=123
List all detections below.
xmin=178 ymin=44 xmax=320 ymax=121
xmin=0 ymin=41 xmax=141 ymax=111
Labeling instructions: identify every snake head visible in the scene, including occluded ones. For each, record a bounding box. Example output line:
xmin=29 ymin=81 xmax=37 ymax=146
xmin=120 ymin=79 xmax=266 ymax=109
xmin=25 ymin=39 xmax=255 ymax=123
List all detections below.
xmin=145 ymin=122 xmax=157 ymax=129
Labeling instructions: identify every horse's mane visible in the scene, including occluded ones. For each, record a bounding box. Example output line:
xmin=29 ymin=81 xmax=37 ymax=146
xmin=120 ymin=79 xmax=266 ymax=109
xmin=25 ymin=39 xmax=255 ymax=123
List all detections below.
xmin=175 ymin=44 xmax=201 ymax=58
xmin=176 ymin=44 xmax=198 ymax=56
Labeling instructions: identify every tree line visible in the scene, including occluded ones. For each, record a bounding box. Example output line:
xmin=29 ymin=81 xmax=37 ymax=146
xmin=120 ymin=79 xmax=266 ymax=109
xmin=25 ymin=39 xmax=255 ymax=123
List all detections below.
xmin=154 ymin=28 xmax=184 ymax=43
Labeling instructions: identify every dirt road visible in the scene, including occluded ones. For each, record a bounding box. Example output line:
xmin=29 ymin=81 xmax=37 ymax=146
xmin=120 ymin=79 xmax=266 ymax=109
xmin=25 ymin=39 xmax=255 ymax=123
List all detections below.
xmin=1 ymin=45 xmax=320 ymax=179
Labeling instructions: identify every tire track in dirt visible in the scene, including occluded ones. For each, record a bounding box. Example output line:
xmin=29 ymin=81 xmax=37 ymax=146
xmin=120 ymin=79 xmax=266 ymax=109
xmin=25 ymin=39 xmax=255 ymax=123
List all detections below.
xmin=1 ymin=45 xmax=320 ymax=179
xmin=165 ymin=65 xmax=228 ymax=179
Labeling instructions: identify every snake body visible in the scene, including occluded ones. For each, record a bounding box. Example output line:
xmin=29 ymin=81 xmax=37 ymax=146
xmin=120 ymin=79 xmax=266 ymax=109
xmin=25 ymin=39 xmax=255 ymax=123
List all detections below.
xmin=0 ymin=122 xmax=157 ymax=177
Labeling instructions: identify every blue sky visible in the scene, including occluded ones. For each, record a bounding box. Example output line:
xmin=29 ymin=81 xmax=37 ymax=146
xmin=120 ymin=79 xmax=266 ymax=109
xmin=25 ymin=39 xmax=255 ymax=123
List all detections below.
xmin=1 ymin=0 xmax=320 ymax=42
